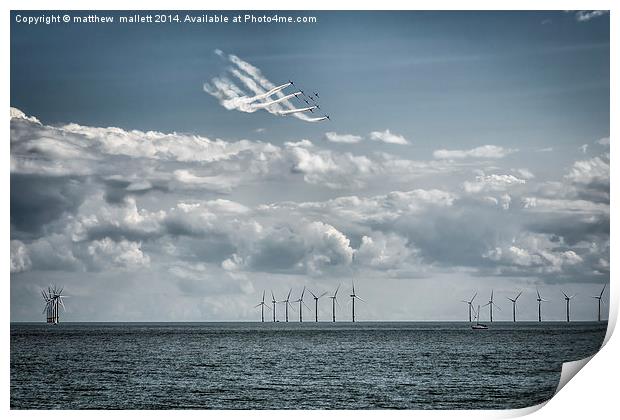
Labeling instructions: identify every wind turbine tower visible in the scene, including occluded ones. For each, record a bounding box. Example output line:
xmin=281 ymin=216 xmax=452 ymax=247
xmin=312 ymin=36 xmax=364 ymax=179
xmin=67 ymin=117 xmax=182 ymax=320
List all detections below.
xmin=562 ymin=291 xmax=575 ymax=322
xmin=461 ymin=292 xmax=477 ymax=322
xmin=271 ymin=290 xmax=277 ymax=322
xmin=350 ymin=281 xmax=365 ymax=322
xmin=536 ymin=289 xmax=548 ymax=322
xmin=309 ymin=290 xmax=327 ymax=322
xmin=482 ymin=290 xmax=500 ymax=322
xmin=506 ymin=291 xmax=523 ymax=322
xmin=255 ymin=290 xmax=271 ymax=322
xmin=282 ymin=288 xmax=294 ymax=322
xmin=293 ymin=286 xmax=311 ymax=322
xmin=592 ymin=284 xmax=606 ymax=322
xmin=329 ymin=285 xmax=340 ymax=322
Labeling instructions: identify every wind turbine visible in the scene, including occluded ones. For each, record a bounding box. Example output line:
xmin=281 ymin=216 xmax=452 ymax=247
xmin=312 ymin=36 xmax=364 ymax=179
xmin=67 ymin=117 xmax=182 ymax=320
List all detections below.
xmin=482 ymin=290 xmax=501 ymax=322
xmin=506 ymin=291 xmax=523 ymax=322
xmin=293 ymin=286 xmax=311 ymax=322
xmin=41 ymin=285 xmax=67 ymax=324
xmin=461 ymin=292 xmax=477 ymax=322
xmin=329 ymin=284 xmax=340 ymax=322
xmin=271 ymin=290 xmax=277 ymax=322
xmin=536 ymin=289 xmax=549 ymax=322
xmin=281 ymin=288 xmax=295 ymax=322
xmin=592 ymin=284 xmax=606 ymax=322
xmin=562 ymin=291 xmax=575 ymax=322
xmin=309 ymin=290 xmax=327 ymax=322
xmin=254 ymin=290 xmax=271 ymax=322
xmin=349 ymin=281 xmax=365 ymax=322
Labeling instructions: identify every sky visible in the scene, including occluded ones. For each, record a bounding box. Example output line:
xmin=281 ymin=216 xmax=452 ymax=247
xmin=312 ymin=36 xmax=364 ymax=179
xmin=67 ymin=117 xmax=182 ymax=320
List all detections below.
xmin=10 ymin=10 xmax=609 ymax=322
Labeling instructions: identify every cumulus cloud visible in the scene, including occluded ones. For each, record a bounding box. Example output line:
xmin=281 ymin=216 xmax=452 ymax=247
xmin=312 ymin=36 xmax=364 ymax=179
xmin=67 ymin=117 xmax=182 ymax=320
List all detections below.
xmin=433 ymin=145 xmax=517 ymax=160
xmin=10 ymin=107 xmax=609 ymax=322
xmin=565 ymin=154 xmax=610 ymax=187
xmin=324 ymin=132 xmax=363 ymax=144
xmin=369 ymin=129 xmax=409 ymax=145
xmin=10 ymin=240 xmax=32 ymax=273
xmin=86 ymin=238 xmax=151 ymax=271
xmin=575 ymin=10 xmax=608 ymax=22
xmin=463 ymin=174 xmax=527 ymax=193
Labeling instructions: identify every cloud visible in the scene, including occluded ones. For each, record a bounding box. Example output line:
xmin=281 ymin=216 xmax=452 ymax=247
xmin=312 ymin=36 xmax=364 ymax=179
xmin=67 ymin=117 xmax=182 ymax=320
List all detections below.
xmin=513 ymin=168 xmax=535 ymax=179
xmin=324 ymin=132 xmax=363 ymax=144
xmin=433 ymin=145 xmax=516 ymax=160
xmin=463 ymin=174 xmax=527 ymax=193
xmin=597 ymin=137 xmax=609 ymax=146
xmin=575 ymin=11 xmax=608 ymax=22
xmin=10 ymin=108 xmax=609 ymax=293
xmin=565 ymin=154 xmax=609 ymax=187
xmin=10 ymin=240 xmax=32 ymax=273
xmin=369 ymin=129 xmax=409 ymax=145
xmin=86 ymin=238 xmax=150 ymax=271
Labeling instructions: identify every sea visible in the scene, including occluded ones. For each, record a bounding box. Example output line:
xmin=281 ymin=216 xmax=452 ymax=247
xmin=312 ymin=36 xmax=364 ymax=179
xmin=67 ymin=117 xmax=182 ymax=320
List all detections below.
xmin=10 ymin=321 xmax=607 ymax=410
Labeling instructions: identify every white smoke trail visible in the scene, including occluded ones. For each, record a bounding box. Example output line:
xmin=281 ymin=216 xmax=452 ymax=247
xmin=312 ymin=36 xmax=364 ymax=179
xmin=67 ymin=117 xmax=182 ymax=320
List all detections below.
xmin=305 ymin=116 xmax=329 ymax=122
xmin=255 ymin=92 xmax=302 ymax=108
xmin=278 ymin=106 xmax=317 ymax=116
xmin=204 ymin=50 xmax=323 ymax=122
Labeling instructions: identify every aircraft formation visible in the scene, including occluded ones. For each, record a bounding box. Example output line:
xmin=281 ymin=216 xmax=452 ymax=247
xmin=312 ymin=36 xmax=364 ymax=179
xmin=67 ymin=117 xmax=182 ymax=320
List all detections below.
xmin=261 ymin=80 xmax=330 ymax=122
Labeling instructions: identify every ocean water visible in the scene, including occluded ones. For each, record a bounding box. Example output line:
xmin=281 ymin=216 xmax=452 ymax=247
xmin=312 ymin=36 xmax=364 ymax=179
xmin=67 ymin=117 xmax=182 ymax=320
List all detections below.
xmin=11 ymin=322 xmax=606 ymax=409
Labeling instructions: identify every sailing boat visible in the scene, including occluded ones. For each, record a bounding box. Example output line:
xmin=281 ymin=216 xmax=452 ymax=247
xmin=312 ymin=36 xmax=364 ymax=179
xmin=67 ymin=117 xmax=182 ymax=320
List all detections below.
xmin=471 ymin=304 xmax=488 ymax=330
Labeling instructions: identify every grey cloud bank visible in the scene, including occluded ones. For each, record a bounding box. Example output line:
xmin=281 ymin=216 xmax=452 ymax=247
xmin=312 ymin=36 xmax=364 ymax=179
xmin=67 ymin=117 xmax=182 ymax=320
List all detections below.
xmin=10 ymin=108 xmax=609 ymax=322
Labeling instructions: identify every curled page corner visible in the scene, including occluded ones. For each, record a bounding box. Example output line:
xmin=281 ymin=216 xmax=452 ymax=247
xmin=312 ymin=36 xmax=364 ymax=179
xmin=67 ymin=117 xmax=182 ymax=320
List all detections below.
xmin=555 ymin=355 xmax=594 ymax=395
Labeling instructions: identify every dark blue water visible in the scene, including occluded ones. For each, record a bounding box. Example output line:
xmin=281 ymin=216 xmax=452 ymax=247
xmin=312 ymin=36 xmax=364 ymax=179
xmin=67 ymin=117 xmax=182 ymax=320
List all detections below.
xmin=10 ymin=322 xmax=606 ymax=409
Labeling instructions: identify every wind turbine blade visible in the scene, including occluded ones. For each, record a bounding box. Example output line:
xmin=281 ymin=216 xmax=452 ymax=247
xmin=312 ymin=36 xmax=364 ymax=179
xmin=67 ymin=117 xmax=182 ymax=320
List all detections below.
xmin=303 ymin=301 xmax=312 ymax=311
xmin=266 ymin=305 xmax=272 ymax=311
xmin=356 ymin=296 xmax=366 ymax=303
xmin=262 ymin=290 xmax=265 ymax=302
xmin=255 ymin=303 xmax=262 ymax=308
xmin=287 ymin=288 xmax=292 ymax=301
xmin=493 ymin=303 xmax=502 ymax=311
xmin=301 ymin=286 xmax=306 ymax=300
xmin=271 ymin=290 xmax=275 ymax=301
xmin=334 ymin=284 xmax=340 ymax=297
xmin=471 ymin=292 xmax=477 ymax=302
xmin=516 ymin=291 xmax=523 ymax=300
xmin=562 ymin=290 xmax=568 ymax=299
xmin=352 ymin=280 xmax=355 ymax=296
xmin=569 ymin=295 xmax=575 ymax=299
xmin=319 ymin=292 xmax=328 ymax=298
xmin=600 ymin=284 xmax=606 ymax=298
xmin=309 ymin=290 xmax=318 ymax=299
xmin=481 ymin=302 xmax=491 ymax=307
xmin=536 ymin=289 xmax=541 ymax=299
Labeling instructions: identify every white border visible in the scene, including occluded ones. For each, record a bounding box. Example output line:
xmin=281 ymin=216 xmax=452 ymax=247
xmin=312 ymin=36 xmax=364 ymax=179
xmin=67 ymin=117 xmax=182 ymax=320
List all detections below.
xmin=3 ymin=1 xmax=617 ymax=419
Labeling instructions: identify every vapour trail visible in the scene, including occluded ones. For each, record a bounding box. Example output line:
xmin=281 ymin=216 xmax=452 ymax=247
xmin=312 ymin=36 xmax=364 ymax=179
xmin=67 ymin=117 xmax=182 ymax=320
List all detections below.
xmin=255 ymin=92 xmax=302 ymax=108
xmin=204 ymin=50 xmax=320 ymax=122
xmin=278 ymin=106 xmax=318 ymax=116
xmin=305 ymin=116 xmax=329 ymax=122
